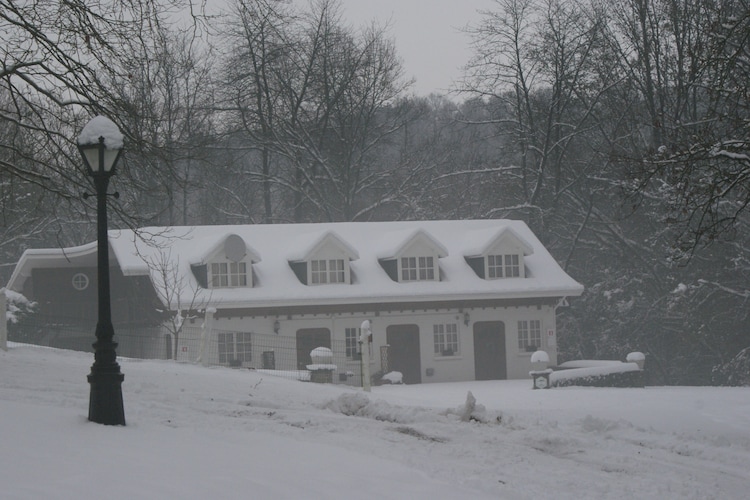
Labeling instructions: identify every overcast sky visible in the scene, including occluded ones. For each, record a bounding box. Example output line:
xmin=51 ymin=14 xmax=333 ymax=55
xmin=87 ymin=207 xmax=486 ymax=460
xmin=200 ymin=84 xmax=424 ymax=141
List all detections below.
xmin=336 ymin=0 xmax=494 ymax=96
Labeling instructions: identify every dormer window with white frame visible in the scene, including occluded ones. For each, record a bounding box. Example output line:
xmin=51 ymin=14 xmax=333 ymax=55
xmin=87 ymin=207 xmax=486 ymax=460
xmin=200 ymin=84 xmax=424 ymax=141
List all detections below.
xmin=288 ymin=231 xmax=359 ymax=286
xmin=210 ymin=261 xmax=247 ymax=288
xmin=310 ymin=259 xmax=346 ymax=284
xmin=400 ymin=256 xmax=435 ymax=281
xmin=487 ymin=254 xmax=520 ymax=278
xmin=379 ymin=229 xmax=448 ymax=283
xmin=194 ymin=234 xmax=261 ymax=290
xmin=464 ymin=227 xmax=533 ymax=280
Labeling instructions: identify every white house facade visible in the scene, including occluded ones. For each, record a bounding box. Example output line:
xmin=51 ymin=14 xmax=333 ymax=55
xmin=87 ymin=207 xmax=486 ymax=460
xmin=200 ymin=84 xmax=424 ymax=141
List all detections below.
xmin=7 ymin=220 xmax=584 ymax=384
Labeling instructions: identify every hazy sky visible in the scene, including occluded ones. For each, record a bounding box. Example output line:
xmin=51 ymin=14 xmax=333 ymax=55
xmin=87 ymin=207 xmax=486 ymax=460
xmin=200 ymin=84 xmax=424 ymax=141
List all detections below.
xmin=337 ymin=0 xmax=494 ymax=96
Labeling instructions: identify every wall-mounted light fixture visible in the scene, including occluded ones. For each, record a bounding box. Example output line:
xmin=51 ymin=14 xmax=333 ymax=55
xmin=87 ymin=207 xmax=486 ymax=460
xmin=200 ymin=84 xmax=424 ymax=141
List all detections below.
xmin=463 ymin=311 xmax=470 ymax=326
xmin=273 ymin=319 xmax=280 ymax=334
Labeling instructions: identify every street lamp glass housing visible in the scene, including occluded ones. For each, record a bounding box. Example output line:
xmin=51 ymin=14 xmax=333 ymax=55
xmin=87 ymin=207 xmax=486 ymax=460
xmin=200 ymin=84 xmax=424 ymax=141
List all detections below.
xmin=79 ymin=139 xmax=122 ymax=175
xmin=77 ymin=116 xmax=124 ymax=176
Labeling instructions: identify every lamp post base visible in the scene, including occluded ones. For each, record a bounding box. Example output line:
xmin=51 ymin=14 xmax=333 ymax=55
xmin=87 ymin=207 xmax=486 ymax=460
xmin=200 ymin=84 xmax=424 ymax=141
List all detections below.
xmin=88 ymin=370 xmax=126 ymax=425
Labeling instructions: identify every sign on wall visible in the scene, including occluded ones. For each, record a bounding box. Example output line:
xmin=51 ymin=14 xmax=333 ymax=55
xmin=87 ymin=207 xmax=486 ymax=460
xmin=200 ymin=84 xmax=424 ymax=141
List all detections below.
xmin=547 ymin=329 xmax=556 ymax=347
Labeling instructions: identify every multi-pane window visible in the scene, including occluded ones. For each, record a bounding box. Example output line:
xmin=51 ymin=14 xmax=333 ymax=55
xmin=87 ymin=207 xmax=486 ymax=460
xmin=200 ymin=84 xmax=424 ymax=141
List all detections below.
xmin=401 ymin=256 xmax=435 ymax=281
xmin=311 ymin=259 xmax=346 ymax=284
xmin=505 ymin=254 xmax=520 ymax=277
xmin=217 ymin=331 xmax=252 ymax=364
xmin=488 ymin=254 xmax=520 ymax=278
xmin=517 ymin=320 xmax=542 ymax=351
xmin=345 ymin=327 xmax=360 ymax=359
xmin=433 ymin=323 xmax=459 ymax=356
xmin=329 ymin=259 xmax=345 ymax=283
xmin=211 ymin=261 xmax=247 ymax=288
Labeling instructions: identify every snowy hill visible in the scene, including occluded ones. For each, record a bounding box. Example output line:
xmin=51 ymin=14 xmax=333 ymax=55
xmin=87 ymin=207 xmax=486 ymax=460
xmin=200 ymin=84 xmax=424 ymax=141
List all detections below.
xmin=1 ymin=344 xmax=749 ymax=499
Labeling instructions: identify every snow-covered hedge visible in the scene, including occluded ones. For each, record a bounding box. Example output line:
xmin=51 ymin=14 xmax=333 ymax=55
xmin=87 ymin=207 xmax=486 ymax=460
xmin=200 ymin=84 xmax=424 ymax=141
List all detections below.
xmin=550 ymin=360 xmax=644 ymax=388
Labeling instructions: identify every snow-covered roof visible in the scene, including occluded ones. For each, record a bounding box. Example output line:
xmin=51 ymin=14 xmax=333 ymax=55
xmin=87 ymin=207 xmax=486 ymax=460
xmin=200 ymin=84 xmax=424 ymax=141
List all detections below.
xmin=7 ymin=241 xmax=99 ymax=289
xmin=374 ymin=228 xmax=449 ymax=260
xmin=8 ymin=220 xmax=584 ymax=310
xmin=462 ymin=226 xmax=534 ymax=257
xmin=192 ymin=233 xmax=262 ymax=265
xmin=286 ymin=230 xmax=359 ymax=262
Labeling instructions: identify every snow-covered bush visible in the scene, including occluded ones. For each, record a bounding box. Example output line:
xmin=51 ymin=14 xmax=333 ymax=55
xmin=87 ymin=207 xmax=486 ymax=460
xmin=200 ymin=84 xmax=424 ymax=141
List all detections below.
xmin=381 ymin=371 xmax=403 ymax=384
xmin=3 ymin=288 xmax=36 ymax=324
xmin=443 ymin=391 xmax=502 ymax=424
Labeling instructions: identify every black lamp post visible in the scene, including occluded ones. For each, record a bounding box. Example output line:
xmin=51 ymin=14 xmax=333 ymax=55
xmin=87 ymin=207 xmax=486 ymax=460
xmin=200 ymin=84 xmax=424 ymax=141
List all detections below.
xmin=78 ymin=116 xmax=126 ymax=425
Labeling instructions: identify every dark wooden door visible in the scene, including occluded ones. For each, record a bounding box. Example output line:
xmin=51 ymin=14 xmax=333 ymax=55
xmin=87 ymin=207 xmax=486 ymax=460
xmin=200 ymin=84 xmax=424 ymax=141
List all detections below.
xmin=473 ymin=321 xmax=506 ymax=380
xmin=386 ymin=324 xmax=421 ymax=384
xmin=296 ymin=328 xmax=331 ymax=370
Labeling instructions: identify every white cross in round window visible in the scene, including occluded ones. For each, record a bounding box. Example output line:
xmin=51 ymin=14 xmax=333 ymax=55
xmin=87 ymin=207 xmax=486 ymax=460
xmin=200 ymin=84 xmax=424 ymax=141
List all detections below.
xmin=72 ymin=273 xmax=89 ymax=291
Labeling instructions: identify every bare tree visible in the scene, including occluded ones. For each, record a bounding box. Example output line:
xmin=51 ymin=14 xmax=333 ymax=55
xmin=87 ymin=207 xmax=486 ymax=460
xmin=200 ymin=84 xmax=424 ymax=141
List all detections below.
xmin=1 ymin=0 xmax=212 ymax=233
xmin=606 ymin=0 xmax=750 ymax=251
xmin=146 ymin=249 xmax=210 ymax=360
xmin=221 ymin=0 xmax=412 ymax=222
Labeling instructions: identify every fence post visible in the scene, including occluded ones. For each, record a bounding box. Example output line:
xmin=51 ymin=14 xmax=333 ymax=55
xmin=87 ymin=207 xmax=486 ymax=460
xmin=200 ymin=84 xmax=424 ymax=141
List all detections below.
xmin=0 ymin=288 xmax=6 ymax=351
xmin=199 ymin=307 xmax=216 ymax=366
xmin=360 ymin=320 xmax=371 ymax=392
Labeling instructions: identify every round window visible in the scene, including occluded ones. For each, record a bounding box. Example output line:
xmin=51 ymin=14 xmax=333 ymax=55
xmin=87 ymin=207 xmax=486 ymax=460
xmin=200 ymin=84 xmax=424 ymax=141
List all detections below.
xmin=72 ymin=273 xmax=90 ymax=291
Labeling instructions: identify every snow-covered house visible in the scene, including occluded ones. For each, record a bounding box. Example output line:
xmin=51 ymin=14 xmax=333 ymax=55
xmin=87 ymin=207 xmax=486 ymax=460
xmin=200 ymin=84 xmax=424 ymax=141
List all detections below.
xmin=6 ymin=220 xmax=583 ymax=384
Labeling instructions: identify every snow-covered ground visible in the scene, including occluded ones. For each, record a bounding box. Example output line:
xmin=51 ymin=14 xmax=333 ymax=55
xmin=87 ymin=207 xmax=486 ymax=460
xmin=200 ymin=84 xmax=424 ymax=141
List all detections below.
xmin=2 ymin=344 xmax=749 ymax=499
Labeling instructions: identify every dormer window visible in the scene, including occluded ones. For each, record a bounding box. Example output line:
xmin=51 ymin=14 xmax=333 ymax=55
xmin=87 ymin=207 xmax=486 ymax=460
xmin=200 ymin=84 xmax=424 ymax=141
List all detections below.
xmin=192 ymin=234 xmax=260 ymax=289
xmin=378 ymin=229 xmax=447 ymax=283
xmin=400 ymin=256 xmax=435 ymax=281
xmin=311 ymin=259 xmax=346 ymax=284
xmin=464 ymin=227 xmax=533 ymax=280
xmin=487 ymin=254 xmax=520 ymax=278
xmin=210 ymin=261 xmax=247 ymax=288
xmin=288 ymin=231 xmax=359 ymax=286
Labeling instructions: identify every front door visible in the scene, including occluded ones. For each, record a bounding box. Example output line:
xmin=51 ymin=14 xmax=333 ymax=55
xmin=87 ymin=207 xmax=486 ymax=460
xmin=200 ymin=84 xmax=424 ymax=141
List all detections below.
xmin=386 ymin=324 xmax=421 ymax=384
xmin=473 ymin=321 xmax=506 ymax=380
xmin=296 ymin=328 xmax=331 ymax=370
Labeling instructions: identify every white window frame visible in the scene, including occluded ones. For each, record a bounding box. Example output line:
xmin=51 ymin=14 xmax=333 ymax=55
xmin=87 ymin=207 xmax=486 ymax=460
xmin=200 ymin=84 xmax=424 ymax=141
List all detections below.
xmin=400 ymin=256 xmax=436 ymax=282
xmin=487 ymin=254 xmax=521 ymax=279
xmin=433 ymin=323 xmax=459 ymax=356
xmin=517 ymin=320 xmax=542 ymax=352
xmin=345 ymin=327 xmax=361 ymax=360
xmin=210 ymin=260 xmax=248 ymax=288
xmin=504 ymin=254 xmax=520 ymax=277
xmin=310 ymin=258 xmax=346 ymax=285
xmin=217 ymin=331 xmax=252 ymax=364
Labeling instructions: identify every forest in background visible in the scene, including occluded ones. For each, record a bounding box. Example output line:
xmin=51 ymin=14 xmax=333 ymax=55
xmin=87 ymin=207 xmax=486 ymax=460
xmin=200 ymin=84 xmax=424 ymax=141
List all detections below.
xmin=2 ymin=0 xmax=748 ymax=385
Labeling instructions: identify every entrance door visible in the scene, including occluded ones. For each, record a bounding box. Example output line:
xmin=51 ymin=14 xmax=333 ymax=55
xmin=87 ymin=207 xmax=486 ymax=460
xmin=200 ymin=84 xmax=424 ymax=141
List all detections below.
xmin=386 ymin=324 xmax=421 ymax=384
xmin=473 ymin=321 xmax=506 ymax=380
xmin=296 ymin=328 xmax=331 ymax=370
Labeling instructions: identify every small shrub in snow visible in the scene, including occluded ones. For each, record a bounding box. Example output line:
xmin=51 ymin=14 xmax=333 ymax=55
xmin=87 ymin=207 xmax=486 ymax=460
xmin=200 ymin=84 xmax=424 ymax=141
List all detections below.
xmin=326 ymin=392 xmax=371 ymax=416
xmin=381 ymin=371 xmax=403 ymax=384
xmin=443 ymin=391 xmax=502 ymax=424
xmin=325 ymin=391 xmax=502 ymax=425
xmin=3 ymin=289 xmax=36 ymax=324
xmin=324 ymin=393 xmax=418 ymax=423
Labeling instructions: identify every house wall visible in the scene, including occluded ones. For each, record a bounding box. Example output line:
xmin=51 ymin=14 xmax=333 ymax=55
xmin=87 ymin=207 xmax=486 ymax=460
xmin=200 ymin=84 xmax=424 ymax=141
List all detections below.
xmin=29 ymin=266 xmax=164 ymax=327
xmin=177 ymin=302 xmax=559 ymax=384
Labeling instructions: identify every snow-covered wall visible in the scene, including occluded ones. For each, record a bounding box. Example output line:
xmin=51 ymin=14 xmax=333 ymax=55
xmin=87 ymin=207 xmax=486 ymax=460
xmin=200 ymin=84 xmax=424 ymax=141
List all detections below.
xmin=175 ymin=302 xmax=558 ymax=384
